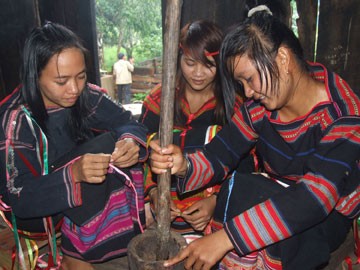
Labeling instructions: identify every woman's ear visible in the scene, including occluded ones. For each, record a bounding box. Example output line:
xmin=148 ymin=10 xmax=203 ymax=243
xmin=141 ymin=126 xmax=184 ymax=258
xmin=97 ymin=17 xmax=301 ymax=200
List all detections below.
xmin=277 ymin=46 xmax=290 ymax=74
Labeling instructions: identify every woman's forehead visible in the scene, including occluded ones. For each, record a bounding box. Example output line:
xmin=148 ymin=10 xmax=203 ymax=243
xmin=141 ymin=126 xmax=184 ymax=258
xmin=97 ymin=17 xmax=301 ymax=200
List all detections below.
xmin=44 ymin=48 xmax=85 ymax=76
xmin=231 ymin=54 xmax=253 ymax=73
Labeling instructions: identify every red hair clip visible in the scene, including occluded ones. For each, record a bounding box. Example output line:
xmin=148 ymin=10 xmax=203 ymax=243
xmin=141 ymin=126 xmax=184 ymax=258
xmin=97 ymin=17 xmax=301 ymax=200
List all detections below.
xmin=180 ymin=43 xmax=219 ymax=57
xmin=205 ymin=51 xmax=219 ymax=57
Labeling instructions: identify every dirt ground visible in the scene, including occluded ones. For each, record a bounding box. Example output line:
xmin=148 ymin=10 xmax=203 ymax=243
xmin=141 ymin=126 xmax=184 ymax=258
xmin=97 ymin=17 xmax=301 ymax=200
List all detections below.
xmin=1 ymin=212 xmax=359 ymax=270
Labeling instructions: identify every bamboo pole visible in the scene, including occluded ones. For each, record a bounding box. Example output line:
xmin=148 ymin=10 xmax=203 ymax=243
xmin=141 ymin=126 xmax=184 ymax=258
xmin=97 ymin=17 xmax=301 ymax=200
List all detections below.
xmin=156 ymin=0 xmax=182 ymax=260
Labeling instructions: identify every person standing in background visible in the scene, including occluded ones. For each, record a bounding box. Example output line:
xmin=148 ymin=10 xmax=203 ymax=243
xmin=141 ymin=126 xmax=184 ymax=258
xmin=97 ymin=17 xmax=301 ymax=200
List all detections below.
xmin=113 ymin=53 xmax=134 ymax=104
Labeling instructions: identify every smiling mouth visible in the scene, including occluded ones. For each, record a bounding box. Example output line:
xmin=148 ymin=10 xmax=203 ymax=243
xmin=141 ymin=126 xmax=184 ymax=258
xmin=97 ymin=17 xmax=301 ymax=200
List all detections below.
xmin=66 ymin=97 xmax=78 ymax=103
xmin=192 ymin=79 xmax=204 ymax=84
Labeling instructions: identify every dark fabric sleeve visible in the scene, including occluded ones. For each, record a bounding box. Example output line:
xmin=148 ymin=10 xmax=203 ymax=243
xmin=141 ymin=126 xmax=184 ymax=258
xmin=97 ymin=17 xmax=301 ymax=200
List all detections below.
xmin=86 ymin=87 xmax=148 ymax=161
xmin=0 ymin=120 xmax=81 ymax=219
xmin=177 ymin=106 xmax=258 ymax=193
xmin=224 ymin=116 xmax=360 ymax=256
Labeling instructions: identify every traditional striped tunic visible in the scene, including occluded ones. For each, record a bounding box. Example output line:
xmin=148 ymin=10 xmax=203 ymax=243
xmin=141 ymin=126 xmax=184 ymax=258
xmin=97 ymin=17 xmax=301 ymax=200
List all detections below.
xmin=139 ymin=84 xmax=253 ymax=235
xmin=178 ymin=62 xmax=360 ymax=269
xmin=0 ymin=84 xmax=148 ymax=262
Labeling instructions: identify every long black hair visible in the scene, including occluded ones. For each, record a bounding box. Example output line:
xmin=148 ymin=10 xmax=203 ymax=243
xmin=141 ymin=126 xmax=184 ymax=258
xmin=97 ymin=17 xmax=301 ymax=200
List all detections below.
xmin=175 ymin=20 xmax=226 ymax=126
xmin=20 ymin=22 xmax=92 ymax=142
xmin=220 ymin=0 xmax=307 ymax=121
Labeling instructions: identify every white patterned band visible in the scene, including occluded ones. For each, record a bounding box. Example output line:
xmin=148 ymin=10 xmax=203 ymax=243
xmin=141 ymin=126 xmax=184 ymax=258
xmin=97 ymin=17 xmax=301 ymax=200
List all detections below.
xmin=248 ymin=5 xmax=273 ymax=17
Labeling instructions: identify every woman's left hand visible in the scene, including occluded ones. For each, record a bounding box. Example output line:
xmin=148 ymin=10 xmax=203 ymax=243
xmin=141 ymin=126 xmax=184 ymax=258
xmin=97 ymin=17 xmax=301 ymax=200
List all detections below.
xmin=111 ymin=138 xmax=140 ymax=168
xmin=181 ymin=195 xmax=216 ymax=231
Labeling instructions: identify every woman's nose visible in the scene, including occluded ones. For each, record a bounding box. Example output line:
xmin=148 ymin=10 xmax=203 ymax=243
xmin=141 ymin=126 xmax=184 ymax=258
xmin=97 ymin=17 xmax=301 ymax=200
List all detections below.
xmin=193 ymin=64 xmax=204 ymax=76
xmin=243 ymin=85 xmax=254 ymax=98
xmin=68 ymin=80 xmax=80 ymax=94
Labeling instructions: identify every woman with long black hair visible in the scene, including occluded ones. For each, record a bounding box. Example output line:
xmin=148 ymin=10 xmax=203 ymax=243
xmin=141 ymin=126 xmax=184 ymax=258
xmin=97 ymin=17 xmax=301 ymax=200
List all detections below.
xmin=150 ymin=1 xmax=359 ymax=269
xmin=0 ymin=22 xmax=148 ymax=269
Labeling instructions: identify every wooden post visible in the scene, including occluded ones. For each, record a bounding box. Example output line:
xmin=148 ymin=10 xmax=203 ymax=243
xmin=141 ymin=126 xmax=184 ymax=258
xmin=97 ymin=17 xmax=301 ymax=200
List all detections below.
xmin=156 ymin=0 xmax=182 ymax=260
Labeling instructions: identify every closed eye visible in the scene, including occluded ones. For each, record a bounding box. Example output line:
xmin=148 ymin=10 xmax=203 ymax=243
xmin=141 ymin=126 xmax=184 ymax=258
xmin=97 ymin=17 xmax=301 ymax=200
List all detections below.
xmin=55 ymin=79 xmax=67 ymax=86
xmin=78 ymin=74 xmax=87 ymax=80
xmin=185 ymin=59 xmax=195 ymax=66
xmin=245 ymin=76 xmax=252 ymax=84
xmin=236 ymin=80 xmax=244 ymax=87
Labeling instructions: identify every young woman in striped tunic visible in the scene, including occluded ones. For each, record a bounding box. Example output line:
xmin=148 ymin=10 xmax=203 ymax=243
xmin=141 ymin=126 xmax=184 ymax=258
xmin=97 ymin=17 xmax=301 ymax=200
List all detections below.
xmin=140 ymin=20 xmax=254 ymax=240
xmin=0 ymin=22 xmax=148 ymax=269
xmin=149 ymin=2 xmax=360 ymax=269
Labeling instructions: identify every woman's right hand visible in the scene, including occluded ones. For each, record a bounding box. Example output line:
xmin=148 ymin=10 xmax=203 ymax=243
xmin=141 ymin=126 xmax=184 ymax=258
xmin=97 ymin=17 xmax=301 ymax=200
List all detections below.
xmin=164 ymin=229 xmax=234 ymax=269
xmin=149 ymin=140 xmax=188 ymax=176
xmin=71 ymin=153 xmax=111 ymax=183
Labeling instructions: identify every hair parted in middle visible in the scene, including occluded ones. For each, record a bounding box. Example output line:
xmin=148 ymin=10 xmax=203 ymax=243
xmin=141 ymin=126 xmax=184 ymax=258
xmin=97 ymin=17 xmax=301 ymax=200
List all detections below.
xmin=19 ymin=22 xmax=93 ymax=142
xmin=175 ymin=20 xmax=226 ymax=126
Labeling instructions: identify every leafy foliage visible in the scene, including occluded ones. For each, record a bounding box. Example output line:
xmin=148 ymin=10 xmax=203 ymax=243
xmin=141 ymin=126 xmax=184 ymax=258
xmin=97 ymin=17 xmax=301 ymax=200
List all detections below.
xmin=96 ymin=0 xmax=163 ymax=71
xmin=103 ymin=46 xmax=118 ymax=72
xmin=132 ymin=92 xmax=149 ymax=103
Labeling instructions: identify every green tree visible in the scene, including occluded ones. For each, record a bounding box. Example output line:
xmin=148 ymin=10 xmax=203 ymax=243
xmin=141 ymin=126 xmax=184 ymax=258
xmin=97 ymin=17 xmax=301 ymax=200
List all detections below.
xmin=96 ymin=0 xmax=162 ymax=69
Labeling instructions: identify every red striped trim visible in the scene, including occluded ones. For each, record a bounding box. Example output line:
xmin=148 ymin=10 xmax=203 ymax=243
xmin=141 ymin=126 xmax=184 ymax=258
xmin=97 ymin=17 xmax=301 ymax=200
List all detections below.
xmin=322 ymin=125 xmax=360 ymax=144
xmin=14 ymin=148 xmax=39 ymax=177
xmin=234 ymin=216 xmax=255 ymax=251
xmin=335 ymin=75 xmax=359 ymax=115
xmin=191 ymin=153 xmax=206 ymax=189
xmin=304 ymin=173 xmax=337 ymax=212
xmin=244 ymin=211 xmax=267 ymax=248
xmin=139 ymin=108 xmax=149 ymax=125
xmin=181 ymin=96 xmax=216 ymax=117
xmin=0 ymin=86 xmax=20 ymax=106
xmin=308 ymin=185 xmax=334 ymax=213
xmin=232 ymin=112 xmax=257 ymax=141
xmin=249 ymin=106 xmax=266 ymax=123
xmin=265 ymin=201 xmax=291 ymax=240
xmin=254 ymin=205 xmax=278 ymax=242
xmin=186 ymin=151 xmax=214 ymax=191
xmin=336 ymin=187 xmax=360 ymax=217
xmin=142 ymin=84 xmax=162 ymax=115
xmin=69 ymin=164 xmax=82 ymax=206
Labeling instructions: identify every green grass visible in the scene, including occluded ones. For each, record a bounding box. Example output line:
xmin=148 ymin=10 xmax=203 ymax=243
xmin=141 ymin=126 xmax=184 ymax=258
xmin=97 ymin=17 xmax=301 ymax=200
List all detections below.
xmin=103 ymin=46 xmax=120 ymax=72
